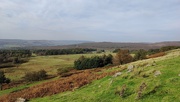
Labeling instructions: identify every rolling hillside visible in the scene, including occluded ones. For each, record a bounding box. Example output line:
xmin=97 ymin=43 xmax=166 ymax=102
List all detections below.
xmin=31 ymin=49 xmax=180 ymax=102
xmin=0 ymin=49 xmax=179 ymax=102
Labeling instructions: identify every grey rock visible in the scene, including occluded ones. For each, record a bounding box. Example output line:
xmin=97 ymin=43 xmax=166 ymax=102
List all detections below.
xmin=16 ymin=98 xmax=27 ymax=102
xmin=154 ymin=70 xmax=161 ymax=77
xmin=113 ymin=72 xmax=122 ymax=77
xmin=127 ymin=65 xmax=134 ymax=73
xmin=128 ymin=65 xmax=134 ymax=70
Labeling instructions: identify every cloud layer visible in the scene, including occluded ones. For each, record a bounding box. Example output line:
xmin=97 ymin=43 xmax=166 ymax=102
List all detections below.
xmin=0 ymin=0 xmax=180 ymax=42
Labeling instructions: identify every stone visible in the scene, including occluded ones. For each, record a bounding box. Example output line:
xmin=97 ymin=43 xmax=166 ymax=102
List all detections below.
xmin=128 ymin=65 xmax=134 ymax=70
xmin=127 ymin=69 xmax=132 ymax=73
xmin=16 ymin=98 xmax=27 ymax=102
xmin=127 ymin=65 xmax=134 ymax=73
xmin=154 ymin=70 xmax=161 ymax=77
xmin=113 ymin=72 xmax=122 ymax=77
xmin=146 ymin=64 xmax=151 ymax=67
xmin=109 ymin=79 xmax=113 ymax=84
xmin=178 ymin=74 xmax=180 ymax=76
xmin=152 ymin=63 xmax=156 ymax=66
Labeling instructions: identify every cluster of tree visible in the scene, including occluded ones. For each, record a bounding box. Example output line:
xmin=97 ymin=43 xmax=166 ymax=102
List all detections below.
xmin=131 ymin=46 xmax=180 ymax=61
xmin=147 ymin=49 xmax=160 ymax=55
xmin=23 ymin=70 xmax=47 ymax=82
xmin=113 ymin=49 xmax=133 ymax=65
xmin=96 ymin=50 xmax=105 ymax=53
xmin=160 ymin=46 xmax=180 ymax=52
xmin=0 ymin=71 xmax=10 ymax=90
xmin=134 ymin=49 xmax=147 ymax=61
xmin=0 ymin=50 xmax=31 ymax=68
xmin=113 ymin=49 xmax=121 ymax=53
xmin=74 ymin=54 xmax=113 ymax=70
xmin=33 ymin=48 xmax=97 ymax=56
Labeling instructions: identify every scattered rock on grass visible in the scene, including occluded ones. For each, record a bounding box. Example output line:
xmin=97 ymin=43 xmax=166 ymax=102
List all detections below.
xmin=154 ymin=71 xmax=161 ymax=77
xmin=127 ymin=65 xmax=134 ymax=73
xmin=109 ymin=79 xmax=113 ymax=85
xmin=113 ymin=72 xmax=122 ymax=77
xmin=15 ymin=98 xmax=27 ymax=102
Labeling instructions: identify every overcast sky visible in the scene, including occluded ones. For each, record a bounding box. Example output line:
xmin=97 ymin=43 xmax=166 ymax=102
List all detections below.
xmin=0 ymin=0 xmax=180 ymax=42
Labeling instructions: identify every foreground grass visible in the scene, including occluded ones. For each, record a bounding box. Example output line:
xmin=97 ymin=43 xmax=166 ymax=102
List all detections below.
xmin=31 ymin=50 xmax=180 ymax=102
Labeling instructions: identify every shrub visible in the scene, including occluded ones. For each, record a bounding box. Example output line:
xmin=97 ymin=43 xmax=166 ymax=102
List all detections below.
xmin=24 ymin=70 xmax=47 ymax=81
xmin=147 ymin=52 xmax=165 ymax=58
xmin=134 ymin=49 xmax=147 ymax=61
xmin=57 ymin=68 xmax=70 ymax=75
xmin=160 ymin=46 xmax=180 ymax=52
xmin=0 ymin=71 xmax=10 ymax=90
xmin=74 ymin=54 xmax=113 ymax=70
xmin=113 ymin=49 xmax=133 ymax=65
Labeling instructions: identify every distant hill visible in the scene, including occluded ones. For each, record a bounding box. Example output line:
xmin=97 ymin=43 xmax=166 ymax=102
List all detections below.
xmin=31 ymin=41 xmax=180 ymax=50
xmin=0 ymin=39 xmax=180 ymax=50
xmin=0 ymin=39 xmax=92 ymax=49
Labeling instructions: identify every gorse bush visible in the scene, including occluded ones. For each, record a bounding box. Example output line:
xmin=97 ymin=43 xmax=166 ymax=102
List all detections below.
xmin=24 ymin=70 xmax=47 ymax=81
xmin=74 ymin=54 xmax=113 ymax=70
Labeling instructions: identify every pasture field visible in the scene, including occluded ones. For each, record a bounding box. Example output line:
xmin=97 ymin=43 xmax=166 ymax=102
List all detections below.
xmin=1 ymin=52 xmax=114 ymax=81
xmin=0 ymin=52 xmax=114 ymax=97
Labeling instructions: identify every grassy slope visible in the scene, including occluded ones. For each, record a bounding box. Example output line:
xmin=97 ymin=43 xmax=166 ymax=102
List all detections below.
xmin=31 ymin=49 xmax=180 ymax=102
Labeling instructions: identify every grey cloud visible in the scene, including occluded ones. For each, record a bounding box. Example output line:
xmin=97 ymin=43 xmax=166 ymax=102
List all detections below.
xmin=0 ymin=0 xmax=180 ymax=42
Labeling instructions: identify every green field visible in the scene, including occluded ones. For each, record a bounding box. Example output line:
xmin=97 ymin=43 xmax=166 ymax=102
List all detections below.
xmin=2 ymin=53 xmax=113 ymax=81
xmin=30 ymin=49 xmax=180 ymax=102
xmin=0 ymin=52 xmax=115 ymax=98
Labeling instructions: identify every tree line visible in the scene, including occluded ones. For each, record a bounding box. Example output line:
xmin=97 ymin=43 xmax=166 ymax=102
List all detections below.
xmin=0 ymin=49 xmax=31 ymax=68
xmin=74 ymin=46 xmax=180 ymax=70
xmin=74 ymin=54 xmax=113 ymax=70
xmin=33 ymin=48 xmax=96 ymax=56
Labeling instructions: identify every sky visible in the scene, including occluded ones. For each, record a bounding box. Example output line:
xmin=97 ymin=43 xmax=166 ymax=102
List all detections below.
xmin=0 ymin=0 xmax=180 ymax=42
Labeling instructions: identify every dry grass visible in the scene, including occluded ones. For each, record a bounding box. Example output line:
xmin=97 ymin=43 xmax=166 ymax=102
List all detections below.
xmin=0 ymin=68 xmax=117 ymax=102
xmin=147 ymin=52 xmax=165 ymax=58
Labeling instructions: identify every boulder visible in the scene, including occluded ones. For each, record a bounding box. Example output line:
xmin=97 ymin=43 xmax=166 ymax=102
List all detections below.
xmin=128 ymin=65 xmax=134 ymax=70
xmin=152 ymin=63 xmax=156 ymax=66
xmin=16 ymin=98 xmax=27 ymax=102
xmin=127 ymin=65 xmax=134 ymax=73
xmin=113 ymin=72 xmax=122 ymax=77
xmin=154 ymin=70 xmax=161 ymax=77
